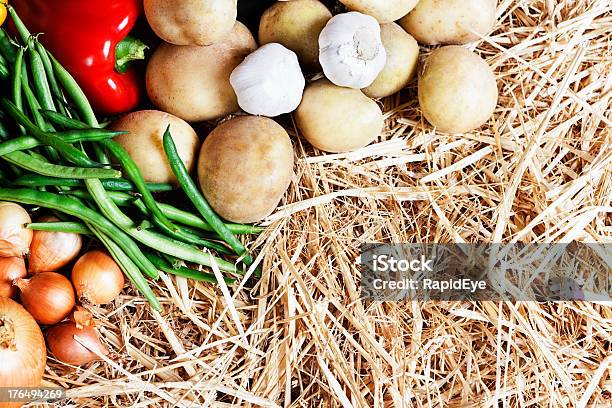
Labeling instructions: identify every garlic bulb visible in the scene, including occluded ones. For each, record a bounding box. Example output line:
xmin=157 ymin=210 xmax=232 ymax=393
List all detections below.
xmin=230 ymin=43 xmax=306 ymax=117
xmin=318 ymin=12 xmax=387 ymax=89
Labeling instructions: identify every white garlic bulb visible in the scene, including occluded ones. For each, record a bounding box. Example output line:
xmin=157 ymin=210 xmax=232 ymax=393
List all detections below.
xmin=230 ymin=43 xmax=306 ymax=117
xmin=318 ymin=12 xmax=387 ymax=89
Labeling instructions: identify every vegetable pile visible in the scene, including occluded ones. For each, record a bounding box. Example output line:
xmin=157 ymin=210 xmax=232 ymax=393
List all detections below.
xmin=0 ymin=4 xmax=263 ymax=391
xmin=0 ymin=0 xmax=502 ymax=398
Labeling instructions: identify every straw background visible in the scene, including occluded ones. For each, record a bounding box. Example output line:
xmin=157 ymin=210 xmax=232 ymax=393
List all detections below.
xmin=42 ymin=0 xmax=611 ymax=406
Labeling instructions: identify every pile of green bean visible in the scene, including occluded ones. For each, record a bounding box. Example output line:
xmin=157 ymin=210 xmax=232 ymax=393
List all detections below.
xmin=0 ymin=8 xmax=260 ymax=311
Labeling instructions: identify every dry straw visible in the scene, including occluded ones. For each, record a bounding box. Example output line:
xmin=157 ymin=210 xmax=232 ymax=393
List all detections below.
xmin=44 ymin=0 xmax=610 ymax=406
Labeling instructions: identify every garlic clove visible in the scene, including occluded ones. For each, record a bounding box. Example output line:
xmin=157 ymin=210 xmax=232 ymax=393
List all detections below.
xmin=230 ymin=43 xmax=306 ymax=117
xmin=318 ymin=12 xmax=387 ymax=89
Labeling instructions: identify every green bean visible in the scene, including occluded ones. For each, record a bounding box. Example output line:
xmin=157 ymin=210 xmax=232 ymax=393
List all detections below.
xmin=2 ymin=151 xmax=121 ymax=179
xmin=38 ymin=111 xmax=191 ymax=241
xmin=0 ymin=129 xmax=121 ymax=158
xmin=0 ymin=29 xmax=17 ymax=64
xmin=38 ymin=112 xmax=126 ymax=139
xmin=128 ymin=200 xmax=232 ymax=254
xmin=92 ymin=144 xmax=110 ymax=165
xmin=144 ymin=252 xmax=234 ymax=285
xmin=7 ymin=7 xmax=32 ymax=47
xmin=48 ymin=53 xmax=98 ymax=127
xmin=19 ymin=58 xmax=29 ymax=88
xmin=66 ymin=189 xmax=262 ymax=234
xmin=21 ymin=79 xmax=53 ymax=132
xmin=127 ymin=196 xmax=232 ymax=253
xmin=12 ymin=48 xmax=24 ymax=135
xmin=40 ymin=110 xmax=118 ymax=164
xmin=20 ymin=79 xmax=60 ymax=162
xmin=0 ymin=188 xmax=159 ymax=280
xmin=85 ymin=179 xmax=237 ymax=274
xmin=98 ymin=139 xmax=198 ymax=243
xmin=34 ymin=40 xmax=62 ymax=113
xmin=0 ymin=137 xmax=39 ymax=156
xmin=98 ymin=178 xmax=171 ymax=192
xmin=14 ymin=174 xmax=172 ymax=192
xmin=28 ymin=47 xmax=56 ymax=112
xmin=54 ymin=128 xmax=128 ymax=140
xmin=154 ymin=204 xmax=264 ymax=235
xmin=26 ymin=221 xmax=91 ymax=235
xmin=39 ymin=109 xmax=88 ymax=130
xmin=2 ymin=99 xmax=100 ymax=167
xmin=87 ymin=222 xmax=161 ymax=311
xmin=163 ymin=128 xmax=254 ymax=267
xmin=63 ymin=189 xmax=137 ymax=206
xmin=31 ymin=40 xmax=70 ymax=118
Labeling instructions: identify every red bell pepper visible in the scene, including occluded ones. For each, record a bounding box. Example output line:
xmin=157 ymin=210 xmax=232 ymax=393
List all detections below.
xmin=12 ymin=0 xmax=144 ymax=115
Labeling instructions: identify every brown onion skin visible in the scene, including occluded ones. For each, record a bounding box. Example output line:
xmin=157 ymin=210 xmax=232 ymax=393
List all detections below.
xmin=0 ymin=257 xmax=26 ymax=299
xmin=0 ymin=202 xmax=33 ymax=257
xmin=46 ymin=320 xmax=109 ymax=366
xmin=71 ymin=250 xmax=124 ymax=305
xmin=28 ymin=216 xmax=83 ymax=274
xmin=0 ymin=297 xmax=46 ymax=406
xmin=16 ymin=272 xmax=76 ymax=325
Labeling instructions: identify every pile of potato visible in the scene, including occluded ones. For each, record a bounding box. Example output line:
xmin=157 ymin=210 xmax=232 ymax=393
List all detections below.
xmin=122 ymin=0 xmax=498 ymax=223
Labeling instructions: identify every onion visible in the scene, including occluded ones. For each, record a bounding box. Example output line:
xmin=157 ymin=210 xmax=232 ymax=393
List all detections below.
xmin=0 ymin=201 xmax=33 ymax=257
xmin=71 ymin=250 xmax=124 ymax=305
xmin=46 ymin=311 xmax=109 ymax=366
xmin=28 ymin=216 xmax=83 ymax=273
xmin=15 ymin=272 xmax=76 ymax=325
xmin=0 ymin=257 xmax=26 ymax=299
xmin=0 ymin=297 xmax=46 ymax=393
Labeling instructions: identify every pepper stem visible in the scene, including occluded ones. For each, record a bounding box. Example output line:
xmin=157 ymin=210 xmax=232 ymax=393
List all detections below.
xmin=115 ymin=35 xmax=148 ymax=74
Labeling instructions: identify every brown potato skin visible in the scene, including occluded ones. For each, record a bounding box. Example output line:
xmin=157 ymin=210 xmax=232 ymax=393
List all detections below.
xmin=259 ymin=0 xmax=332 ymax=70
xmin=363 ymin=23 xmax=419 ymax=98
xmin=295 ymin=79 xmax=383 ymax=153
xmin=418 ymin=46 xmax=498 ymax=133
xmin=144 ymin=0 xmax=237 ymax=46
xmin=339 ymin=0 xmax=419 ymax=23
xmin=111 ymin=110 xmax=200 ymax=184
xmin=198 ymin=116 xmax=294 ymax=223
xmin=400 ymin=0 xmax=496 ymax=45
xmin=146 ymin=23 xmax=257 ymax=122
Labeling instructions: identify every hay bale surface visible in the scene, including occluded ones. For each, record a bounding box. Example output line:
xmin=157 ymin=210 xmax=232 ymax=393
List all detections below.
xmin=47 ymin=1 xmax=611 ymax=406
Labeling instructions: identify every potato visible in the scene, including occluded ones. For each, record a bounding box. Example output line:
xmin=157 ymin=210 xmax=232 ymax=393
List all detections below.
xmin=339 ymin=0 xmax=419 ymax=23
xmin=363 ymin=23 xmax=419 ymax=98
xmin=259 ymin=0 xmax=332 ymax=70
xmin=197 ymin=116 xmax=294 ymax=223
xmin=146 ymin=23 xmax=257 ymax=122
xmin=418 ymin=46 xmax=497 ymax=133
xmin=400 ymin=0 xmax=496 ymax=45
xmin=111 ymin=110 xmax=200 ymax=184
xmin=144 ymin=0 xmax=237 ymax=46
xmin=295 ymin=79 xmax=383 ymax=153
